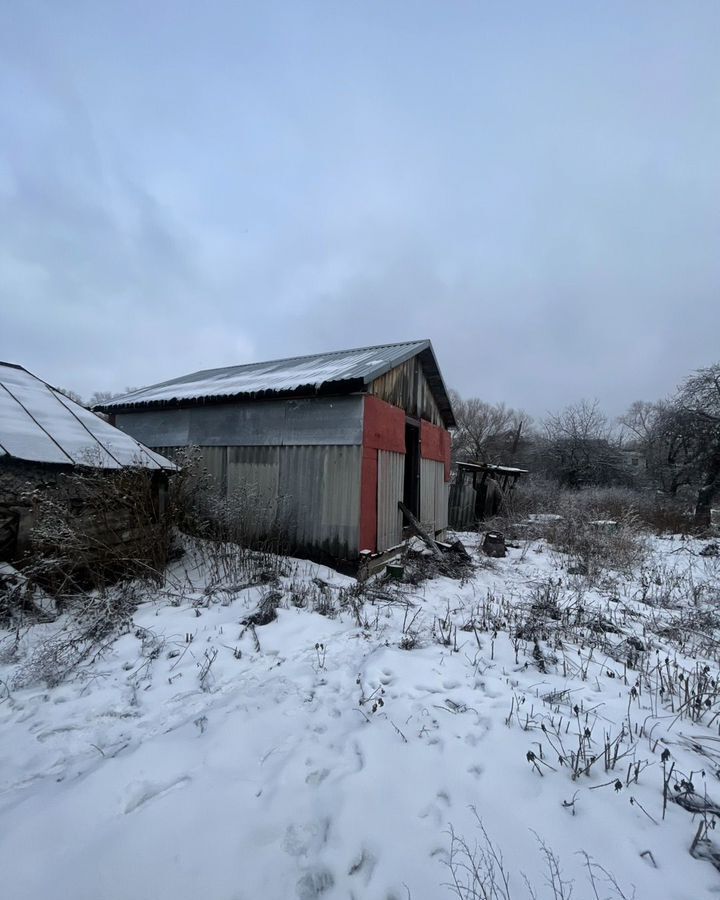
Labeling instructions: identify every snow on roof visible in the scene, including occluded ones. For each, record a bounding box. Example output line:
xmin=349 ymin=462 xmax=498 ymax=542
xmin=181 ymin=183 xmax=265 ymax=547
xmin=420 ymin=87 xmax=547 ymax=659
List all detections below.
xmin=97 ymin=340 xmax=456 ymax=427
xmin=457 ymin=462 xmax=529 ymax=476
xmin=0 ymin=362 xmax=176 ymax=471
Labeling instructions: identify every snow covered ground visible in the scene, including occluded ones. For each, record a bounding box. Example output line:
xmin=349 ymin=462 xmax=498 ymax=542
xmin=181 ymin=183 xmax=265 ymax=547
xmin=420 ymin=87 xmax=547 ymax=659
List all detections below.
xmin=2 ymin=533 xmax=720 ymax=899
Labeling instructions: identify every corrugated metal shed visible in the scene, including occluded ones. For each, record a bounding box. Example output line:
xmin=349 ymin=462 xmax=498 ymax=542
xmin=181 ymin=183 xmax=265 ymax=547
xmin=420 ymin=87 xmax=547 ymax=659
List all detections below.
xmin=98 ymin=340 xmax=456 ymax=428
xmin=0 ymin=362 xmax=176 ymax=471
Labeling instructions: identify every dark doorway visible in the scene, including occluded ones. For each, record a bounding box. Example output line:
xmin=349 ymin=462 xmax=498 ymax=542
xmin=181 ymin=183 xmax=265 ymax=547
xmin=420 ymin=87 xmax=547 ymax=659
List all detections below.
xmin=403 ymin=421 xmax=420 ymax=516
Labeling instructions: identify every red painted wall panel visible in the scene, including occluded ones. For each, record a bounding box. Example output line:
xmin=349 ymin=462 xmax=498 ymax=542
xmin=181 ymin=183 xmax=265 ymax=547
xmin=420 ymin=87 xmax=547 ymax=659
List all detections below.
xmin=359 ymin=447 xmax=378 ymax=552
xmin=360 ymin=396 xmax=451 ymax=551
xmin=359 ymin=396 xmax=406 ymax=553
xmin=363 ymin=395 xmax=406 ymax=453
xmin=421 ymin=419 xmax=452 ymax=482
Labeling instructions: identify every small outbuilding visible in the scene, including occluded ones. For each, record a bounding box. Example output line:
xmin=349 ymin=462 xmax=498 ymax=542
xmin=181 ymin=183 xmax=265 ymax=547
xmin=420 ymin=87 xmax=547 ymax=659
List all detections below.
xmin=97 ymin=340 xmax=455 ymax=567
xmin=0 ymin=361 xmax=176 ymax=584
xmin=449 ymin=461 xmax=528 ymax=530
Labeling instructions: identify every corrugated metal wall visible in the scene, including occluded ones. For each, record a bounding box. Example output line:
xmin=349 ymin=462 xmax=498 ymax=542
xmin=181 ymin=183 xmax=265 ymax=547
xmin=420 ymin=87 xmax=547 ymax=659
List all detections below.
xmin=420 ymin=458 xmax=449 ymax=533
xmin=115 ymin=395 xmax=364 ymax=448
xmin=377 ymin=450 xmax=404 ymax=551
xmin=159 ymin=443 xmax=362 ymax=559
xmin=435 ymin=469 xmax=449 ymax=532
xmin=276 ymin=445 xmax=361 ymax=558
xmin=448 ymin=476 xmax=476 ymax=530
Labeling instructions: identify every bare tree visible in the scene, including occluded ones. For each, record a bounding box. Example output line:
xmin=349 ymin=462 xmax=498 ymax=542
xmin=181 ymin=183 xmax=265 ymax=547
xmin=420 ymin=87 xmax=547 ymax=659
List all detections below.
xmin=88 ymin=390 xmax=117 ymax=407
xmin=620 ymin=399 xmax=699 ymax=495
xmin=88 ymin=387 xmax=141 ymax=408
xmin=673 ymin=364 xmax=720 ymax=527
xmin=620 ymin=365 xmax=720 ymax=526
xmin=540 ymin=399 xmax=623 ymax=487
xmin=56 ymin=387 xmax=85 ymax=405
xmin=619 ymin=400 xmax=660 ymax=446
xmin=449 ymin=390 xmax=531 ymax=463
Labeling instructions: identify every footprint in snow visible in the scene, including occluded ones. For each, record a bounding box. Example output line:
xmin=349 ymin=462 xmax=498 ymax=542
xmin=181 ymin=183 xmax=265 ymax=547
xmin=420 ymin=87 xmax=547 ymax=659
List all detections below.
xmin=353 ymin=741 xmax=365 ymax=772
xmin=464 ymin=718 xmax=491 ymax=745
xmin=123 ymin=776 xmax=191 ymax=814
xmin=283 ymin=819 xmax=331 ymax=857
xmin=348 ymin=847 xmax=377 ymax=886
xmin=296 ymin=868 xmax=334 ymax=899
xmin=36 ymin=725 xmax=81 ymax=742
xmin=418 ymin=802 xmax=443 ymax=825
xmin=305 ymin=768 xmax=330 ymax=786
xmin=415 ymin=683 xmax=443 ymax=695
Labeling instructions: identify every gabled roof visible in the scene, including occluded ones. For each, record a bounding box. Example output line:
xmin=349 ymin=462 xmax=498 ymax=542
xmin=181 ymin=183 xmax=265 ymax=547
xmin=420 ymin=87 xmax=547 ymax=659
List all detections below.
xmin=97 ymin=340 xmax=456 ymax=427
xmin=0 ymin=362 xmax=176 ymax=471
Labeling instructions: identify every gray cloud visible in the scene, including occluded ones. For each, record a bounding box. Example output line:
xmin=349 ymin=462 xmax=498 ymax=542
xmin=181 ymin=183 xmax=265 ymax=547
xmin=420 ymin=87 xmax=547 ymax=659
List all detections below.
xmin=1 ymin=1 xmax=718 ymax=418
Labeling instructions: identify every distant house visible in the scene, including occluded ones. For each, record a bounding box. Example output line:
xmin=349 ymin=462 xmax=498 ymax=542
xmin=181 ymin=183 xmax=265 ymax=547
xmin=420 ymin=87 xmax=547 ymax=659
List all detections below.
xmin=0 ymin=362 xmax=176 ymax=580
xmin=97 ymin=340 xmax=455 ymax=565
xmin=620 ymin=446 xmax=646 ymax=471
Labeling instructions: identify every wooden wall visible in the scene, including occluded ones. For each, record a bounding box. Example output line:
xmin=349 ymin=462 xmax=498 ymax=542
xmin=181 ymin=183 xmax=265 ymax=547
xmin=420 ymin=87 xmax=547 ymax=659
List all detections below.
xmin=368 ymin=357 xmax=444 ymax=426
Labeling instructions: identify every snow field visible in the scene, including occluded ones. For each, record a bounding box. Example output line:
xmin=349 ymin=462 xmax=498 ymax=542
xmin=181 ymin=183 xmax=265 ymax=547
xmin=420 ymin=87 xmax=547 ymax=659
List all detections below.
xmin=1 ymin=535 xmax=720 ymax=899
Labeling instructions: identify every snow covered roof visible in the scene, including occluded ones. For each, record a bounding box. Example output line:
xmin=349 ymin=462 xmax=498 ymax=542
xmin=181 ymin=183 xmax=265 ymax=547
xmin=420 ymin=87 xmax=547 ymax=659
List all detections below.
xmin=0 ymin=362 xmax=176 ymax=471
xmin=457 ymin=462 xmax=529 ymax=476
xmin=97 ymin=339 xmax=456 ymax=427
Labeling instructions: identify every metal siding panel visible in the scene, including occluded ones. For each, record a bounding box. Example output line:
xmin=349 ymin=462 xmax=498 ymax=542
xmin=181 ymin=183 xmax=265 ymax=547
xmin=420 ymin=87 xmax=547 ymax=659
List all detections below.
xmin=119 ymin=397 xmax=363 ymax=448
xmin=377 ymin=450 xmax=404 ymax=551
xmin=116 ymin=410 xmax=192 ymax=447
xmin=199 ymin=447 xmax=228 ymax=494
xmin=225 ymin=446 xmax=281 ymax=540
xmin=277 ymin=445 xmax=361 ymax=559
xmin=420 ymin=458 xmax=448 ymax=532
xmin=282 ymin=398 xmax=363 ymax=446
xmin=161 ymin=444 xmax=361 ymax=557
xmin=448 ymin=477 xmax=476 ymax=530
xmin=420 ymin=458 xmax=435 ymax=527
xmin=435 ymin=465 xmax=449 ymax=531
xmin=149 ymin=442 xmax=362 ymax=559
xmin=188 ymin=403 xmax=287 ymax=447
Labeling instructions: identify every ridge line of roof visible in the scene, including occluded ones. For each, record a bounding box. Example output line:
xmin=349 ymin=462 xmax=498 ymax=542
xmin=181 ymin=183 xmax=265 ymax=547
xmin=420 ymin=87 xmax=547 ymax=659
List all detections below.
xmin=208 ymin=338 xmax=430 ymax=372
xmin=113 ymin=339 xmax=431 ymax=400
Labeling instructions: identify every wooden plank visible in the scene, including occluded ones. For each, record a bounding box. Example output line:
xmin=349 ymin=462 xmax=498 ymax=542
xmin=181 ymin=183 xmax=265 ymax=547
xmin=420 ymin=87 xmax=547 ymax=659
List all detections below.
xmin=398 ymin=500 xmax=442 ymax=559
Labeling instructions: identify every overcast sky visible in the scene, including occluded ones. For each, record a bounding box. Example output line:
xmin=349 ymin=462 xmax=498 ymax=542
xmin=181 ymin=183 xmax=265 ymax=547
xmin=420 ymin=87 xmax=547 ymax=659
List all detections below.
xmin=1 ymin=1 xmax=718 ymax=418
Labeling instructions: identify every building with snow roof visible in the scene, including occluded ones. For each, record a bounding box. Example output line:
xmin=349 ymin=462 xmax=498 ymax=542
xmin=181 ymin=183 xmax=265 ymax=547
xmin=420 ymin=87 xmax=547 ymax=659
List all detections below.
xmin=97 ymin=340 xmax=455 ymax=567
xmin=0 ymin=361 xmax=176 ymax=578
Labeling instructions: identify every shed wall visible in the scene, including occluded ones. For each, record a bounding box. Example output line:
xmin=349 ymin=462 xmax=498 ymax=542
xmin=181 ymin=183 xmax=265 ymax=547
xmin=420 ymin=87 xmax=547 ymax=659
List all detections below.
xmin=448 ymin=475 xmax=477 ymax=530
xmin=157 ymin=444 xmax=362 ymax=560
xmin=115 ymin=396 xmax=364 ymax=448
xmin=369 ymin=357 xmax=443 ymax=427
xmin=376 ymin=450 xmax=404 ymax=551
xmin=420 ymin=458 xmax=449 ymax=533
